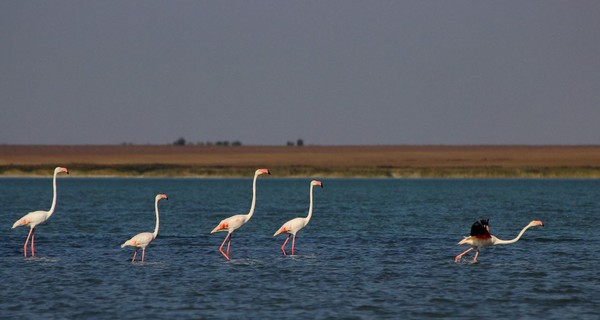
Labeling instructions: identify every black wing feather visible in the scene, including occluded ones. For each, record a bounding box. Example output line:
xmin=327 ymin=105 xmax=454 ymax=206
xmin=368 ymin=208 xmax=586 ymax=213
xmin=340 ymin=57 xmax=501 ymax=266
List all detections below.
xmin=470 ymin=219 xmax=490 ymax=236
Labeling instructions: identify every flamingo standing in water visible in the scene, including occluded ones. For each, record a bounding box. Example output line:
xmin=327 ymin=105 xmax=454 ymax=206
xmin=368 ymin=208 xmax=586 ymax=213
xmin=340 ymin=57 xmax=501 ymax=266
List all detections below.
xmin=454 ymin=219 xmax=544 ymax=263
xmin=121 ymin=194 xmax=168 ymax=262
xmin=211 ymin=168 xmax=270 ymax=260
xmin=274 ymin=180 xmax=323 ymax=256
xmin=12 ymin=166 xmax=69 ymax=257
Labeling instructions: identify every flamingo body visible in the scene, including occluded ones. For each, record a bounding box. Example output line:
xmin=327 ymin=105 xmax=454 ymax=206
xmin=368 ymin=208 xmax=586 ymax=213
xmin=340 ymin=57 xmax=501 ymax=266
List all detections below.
xmin=12 ymin=166 xmax=69 ymax=257
xmin=274 ymin=180 xmax=323 ymax=256
xmin=121 ymin=232 xmax=154 ymax=249
xmin=121 ymin=194 xmax=168 ymax=262
xmin=274 ymin=217 xmax=306 ymax=237
xmin=210 ymin=214 xmax=248 ymax=234
xmin=211 ymin=168 xmax=270 ymax=260
xmin=12 ymin=210 xmax=51 ymax=229
xmin=455 ymin=219 xmax=544 ymax=263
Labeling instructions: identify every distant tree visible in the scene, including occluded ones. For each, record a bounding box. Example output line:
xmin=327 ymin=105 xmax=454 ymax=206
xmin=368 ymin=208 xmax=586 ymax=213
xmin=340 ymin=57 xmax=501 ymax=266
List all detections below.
xmin=296 ymin=139 xmax=304 ymax=146
xmin=232 ymin=141 xmax=242 ymax=146
xmin=215 ymin=141 xmax=230 ymax=146
xmin=173 ymin=137 xmax=186 ymax=146
xmin=286 ymin=141 xmax=295 ymax=147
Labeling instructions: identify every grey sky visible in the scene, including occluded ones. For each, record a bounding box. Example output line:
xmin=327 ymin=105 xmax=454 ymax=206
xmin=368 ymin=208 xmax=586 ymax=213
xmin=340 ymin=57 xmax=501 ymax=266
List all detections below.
xmin=2 ymin=1 xmax=599 ymax=145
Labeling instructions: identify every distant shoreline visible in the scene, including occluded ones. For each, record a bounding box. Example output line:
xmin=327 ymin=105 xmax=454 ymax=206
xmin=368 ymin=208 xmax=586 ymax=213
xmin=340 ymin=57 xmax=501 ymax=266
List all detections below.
xmin=1 ymin=145 xmax=599 ymax=178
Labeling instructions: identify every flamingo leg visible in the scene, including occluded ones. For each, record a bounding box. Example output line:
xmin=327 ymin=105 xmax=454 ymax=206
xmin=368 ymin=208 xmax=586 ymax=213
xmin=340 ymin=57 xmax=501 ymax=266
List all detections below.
xmin=454 ymin=247 xmax=474 ymax=263
xmin=473 ymin=249 xmax=480 ymax=263
xmin=226 ymin=234 xmax=232 ymax=257
xmin=132 ymin=249 xmax=138 ymax=262
xmin=281 ymin=235 xmax=290 ymax=256
xmin=291 ymin=234 xmax=297 ymax=256
xmin=219 ymin=233 xmax=232 ymax=260
xmin=31 ymin=229 xmax=36 ymax=257
xmin=23 ymin=227 xmax=35 ymax=257
xmin=141 ymin=248 xmax=146 ymax=262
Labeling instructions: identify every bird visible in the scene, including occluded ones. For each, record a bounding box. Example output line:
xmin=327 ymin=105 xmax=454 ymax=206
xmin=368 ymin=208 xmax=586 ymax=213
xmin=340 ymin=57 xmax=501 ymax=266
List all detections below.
xmin=454 ymin=219 xmax=544 ymax=263
xmin=121 ymin=194 xmax=168 ymax=262
xmin=210 ymin=168 xmax=270 ymax=260
xmin=274 ymin=180 xmax=323 ymax=256
xmin=12 ymin=166 xmax=69 ymax=257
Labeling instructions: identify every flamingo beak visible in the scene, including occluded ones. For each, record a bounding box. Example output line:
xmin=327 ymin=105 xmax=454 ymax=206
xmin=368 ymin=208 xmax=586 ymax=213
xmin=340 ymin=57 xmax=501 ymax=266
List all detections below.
xmin=532 ymin=220 xmax=544 ymax=227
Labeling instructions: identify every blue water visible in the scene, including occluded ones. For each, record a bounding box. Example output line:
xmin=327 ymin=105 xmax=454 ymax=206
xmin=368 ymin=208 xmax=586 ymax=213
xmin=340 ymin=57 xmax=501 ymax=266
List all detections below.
xmin=1 ymin=178 xmax=599 ymax=319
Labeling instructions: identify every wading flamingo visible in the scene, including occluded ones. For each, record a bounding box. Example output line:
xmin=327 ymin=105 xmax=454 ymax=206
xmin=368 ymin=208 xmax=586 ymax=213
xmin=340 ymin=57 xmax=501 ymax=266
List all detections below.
xmin=274 ymin=180 xmax=323 ymax=256
xmin=210 ymin=168 xmax=270 ymax=260
xmin=454 ymin=219 xmax=544 ymax=263
xmin=121 ymin=194 xmax=168 ymax=262
xmin=12 ymin=166 xmax=69 ymax=257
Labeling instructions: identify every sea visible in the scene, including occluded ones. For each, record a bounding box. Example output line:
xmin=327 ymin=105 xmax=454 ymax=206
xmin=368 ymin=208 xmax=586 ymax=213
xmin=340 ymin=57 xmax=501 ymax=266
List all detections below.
xmin=1 ymin=178 xmax=599 ymax=319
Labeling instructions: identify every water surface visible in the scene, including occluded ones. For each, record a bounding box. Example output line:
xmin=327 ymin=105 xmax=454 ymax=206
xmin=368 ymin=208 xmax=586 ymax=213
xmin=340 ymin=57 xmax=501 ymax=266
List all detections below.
xmin=1 ymin=178 xmax=599 ymax=319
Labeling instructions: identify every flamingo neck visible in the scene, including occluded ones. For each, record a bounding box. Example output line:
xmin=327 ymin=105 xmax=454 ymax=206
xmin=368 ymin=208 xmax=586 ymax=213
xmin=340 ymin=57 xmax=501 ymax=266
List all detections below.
xmin=305 ymin=184 xmax=315 ymax=225
xmin=492 ymin=224 xmax=534 ymax=245
xmin=153 ymin=198 xmax=160 ymax=239
xmin=246 ymin=172 xmax=260 ymax=220
xmin=47 ymin=170 xmax=59 ymax=218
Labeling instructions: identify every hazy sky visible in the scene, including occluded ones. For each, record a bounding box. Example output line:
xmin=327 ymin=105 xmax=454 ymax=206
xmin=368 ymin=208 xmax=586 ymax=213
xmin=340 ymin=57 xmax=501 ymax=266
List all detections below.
xmin=2 ymin=1 xmax=599 ymax=145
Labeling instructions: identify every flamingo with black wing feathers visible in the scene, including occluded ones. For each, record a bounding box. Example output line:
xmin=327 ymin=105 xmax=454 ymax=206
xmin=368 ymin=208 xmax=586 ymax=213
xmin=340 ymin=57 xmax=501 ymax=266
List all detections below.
xmin=454 ymin=219 xmax=544 ymax=263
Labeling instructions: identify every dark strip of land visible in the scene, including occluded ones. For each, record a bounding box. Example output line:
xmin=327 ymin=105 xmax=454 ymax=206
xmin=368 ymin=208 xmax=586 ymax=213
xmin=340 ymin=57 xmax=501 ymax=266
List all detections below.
xmin=1 ymin=145 xmax=599 ymax=178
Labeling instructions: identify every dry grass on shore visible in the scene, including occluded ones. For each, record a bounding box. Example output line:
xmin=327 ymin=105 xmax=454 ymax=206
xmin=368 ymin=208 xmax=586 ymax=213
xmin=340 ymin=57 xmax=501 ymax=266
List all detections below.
xmin=1 ymin=145 xmax=599 ymax=178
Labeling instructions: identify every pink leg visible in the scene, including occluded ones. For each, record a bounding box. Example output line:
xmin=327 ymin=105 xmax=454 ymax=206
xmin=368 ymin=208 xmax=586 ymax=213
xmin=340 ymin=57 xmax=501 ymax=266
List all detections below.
xmin=23 ymin=227 xmax=34 ymax=257
xmin=281 ymin=235 xmax=290 ymax=256
xmin=473 ymin=249 xmax=480 ymax=263
xmin=31 ymin=230 xmax=36 ymax=257
xmin=132 ymin=249 xmax=138 ymax=262
xmin=219 ymin=233 xmax=231 ymax=260
xmin=141 ymin=248 xmax=146 ymax=262
xmin=226 ymin=237 xmax=231 ymax=257
xmin=291 ymin=234 xmax=297 ymax=256
xmin=454 ymin=247 xmax=474 ymax=262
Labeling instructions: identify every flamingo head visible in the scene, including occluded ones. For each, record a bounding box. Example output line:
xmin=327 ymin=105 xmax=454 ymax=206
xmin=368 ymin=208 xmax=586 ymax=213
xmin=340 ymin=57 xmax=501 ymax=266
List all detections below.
xmin=529 ymin=220 xmax=544 ymax=227
xmin=256 ymin=168 xmax=270 ymax=176
xmin=156 ymin=194 xmax=168 ymax=201
xmin=311 ymin=180 xmax=323 ymax=188
xmin=55 ymin=167 xmax=69 ymax=175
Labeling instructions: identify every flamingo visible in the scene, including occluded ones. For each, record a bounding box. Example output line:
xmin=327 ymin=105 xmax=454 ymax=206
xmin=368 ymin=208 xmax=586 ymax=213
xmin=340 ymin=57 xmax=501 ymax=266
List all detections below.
xmin=454 ymin=219 xmax=544 ymax=263
xmin=12 ymin=166 xmax=69 ymax=257
xmin=121 ymin=194 xmax=168 ymax=262
xmin=210 ymin=168 xmax=270 ymax=260
xmin=274 ymin=180 xmax=323 ymax=256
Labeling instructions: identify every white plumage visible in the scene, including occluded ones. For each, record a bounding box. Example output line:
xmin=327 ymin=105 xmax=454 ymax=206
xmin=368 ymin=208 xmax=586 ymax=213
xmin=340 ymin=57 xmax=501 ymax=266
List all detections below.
xmin=12 ymin=166 xmax=69 ymax=257
xmin=274 ymin=180 xmax=323 ymax=256
xmin=121 ymin=194 xmax=168 ymax=262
